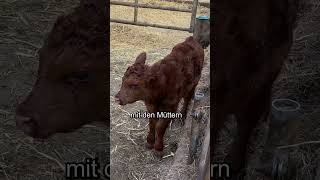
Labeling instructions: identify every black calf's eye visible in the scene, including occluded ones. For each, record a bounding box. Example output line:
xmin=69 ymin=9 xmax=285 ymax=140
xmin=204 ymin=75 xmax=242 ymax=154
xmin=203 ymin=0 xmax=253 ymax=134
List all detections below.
xmin=65 ymin=71 xmax=90 ymax=85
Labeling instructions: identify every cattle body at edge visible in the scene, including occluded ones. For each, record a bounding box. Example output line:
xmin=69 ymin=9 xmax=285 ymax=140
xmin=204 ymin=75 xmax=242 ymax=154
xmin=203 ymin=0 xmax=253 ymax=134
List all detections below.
xmin=115 ymin=36 xmax=204 ymax=154
xmin=212 ymin=0 xmax=300 ymax=178
xmin=15 ymin=0 xmax=108 ymax=138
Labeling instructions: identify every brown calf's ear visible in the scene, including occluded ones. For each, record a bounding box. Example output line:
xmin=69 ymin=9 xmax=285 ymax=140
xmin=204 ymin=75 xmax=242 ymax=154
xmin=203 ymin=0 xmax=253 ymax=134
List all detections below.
xmin=135 ymin=52 xmax=147 ymax=64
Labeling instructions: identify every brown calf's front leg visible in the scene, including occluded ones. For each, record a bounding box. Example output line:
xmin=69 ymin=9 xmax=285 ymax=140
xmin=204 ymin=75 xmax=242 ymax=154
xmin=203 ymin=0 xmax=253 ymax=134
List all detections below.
xmin=154 ymin=118 xmax=171 ymax=156
xmin=145 ymin=103 xmax=158 ymax=149
xmin=153 ymin=102 xmax=178 ymax=157
xmin=146 ymin=118 xmax=157 ymax=149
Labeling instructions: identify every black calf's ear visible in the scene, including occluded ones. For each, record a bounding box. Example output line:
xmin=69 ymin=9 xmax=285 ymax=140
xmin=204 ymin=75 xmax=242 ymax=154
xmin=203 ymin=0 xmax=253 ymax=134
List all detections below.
xmin=135 ymin=52 xmax=147 ymax=64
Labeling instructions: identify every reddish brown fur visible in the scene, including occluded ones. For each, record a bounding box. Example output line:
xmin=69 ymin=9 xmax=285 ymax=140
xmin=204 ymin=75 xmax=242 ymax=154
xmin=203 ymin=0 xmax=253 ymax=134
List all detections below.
xmin=115 ymin=36 xmax=204 ymax=153
xmin=212 ymin=0 xmax=299 ymax=178
xmin=15 ymin=0 xmax=108 ymax=138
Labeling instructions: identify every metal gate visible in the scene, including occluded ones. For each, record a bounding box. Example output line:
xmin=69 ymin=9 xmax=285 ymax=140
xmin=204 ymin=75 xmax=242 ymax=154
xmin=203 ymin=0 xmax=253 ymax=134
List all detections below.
xmin=110 ymin=0 xmax=199 ymax=32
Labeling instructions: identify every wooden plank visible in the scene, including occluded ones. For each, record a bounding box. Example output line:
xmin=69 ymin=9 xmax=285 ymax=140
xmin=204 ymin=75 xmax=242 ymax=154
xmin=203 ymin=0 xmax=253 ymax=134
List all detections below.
xmin=110 ymin=1 xmax=193 ymax=12
xmin=204 ymin=160 xmax=210 ymax=180
xmin=189 ymin=0 xmax=198 ymax=32
xmin=165 ymin=110 xmax=194 ymax=180
xmin=162 ymin=0 xmax=210 ymax=8
xmin=110 ymin=18 xmax=191 ymax=32
xmin=197 ymin=119 xmax=210 ymax=180
xmin=133 ymin=0 xmax=138 ymax=22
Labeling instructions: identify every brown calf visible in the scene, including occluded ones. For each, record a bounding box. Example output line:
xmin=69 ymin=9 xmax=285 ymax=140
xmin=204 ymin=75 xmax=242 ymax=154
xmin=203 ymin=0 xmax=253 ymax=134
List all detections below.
xmin=115 ymin=36 xmax=204 ymax=154
xmin=212 ymin=0 xmax=299 ymax=178
xmin=15 ymin=0 xmax=108 ymax=138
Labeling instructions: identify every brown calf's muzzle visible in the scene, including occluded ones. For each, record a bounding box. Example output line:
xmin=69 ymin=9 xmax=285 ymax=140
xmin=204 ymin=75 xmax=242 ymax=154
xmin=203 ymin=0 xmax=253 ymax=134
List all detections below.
xmin=114 ymin=92 xmax=120 ymax=104
xmin=114 ymin=91 xmax=126 ymax=105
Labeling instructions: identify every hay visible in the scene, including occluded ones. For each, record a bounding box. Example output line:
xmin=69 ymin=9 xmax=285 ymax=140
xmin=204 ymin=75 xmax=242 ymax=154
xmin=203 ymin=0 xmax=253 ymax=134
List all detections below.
xmin=111 ymin=24 xmax=189 ymax=52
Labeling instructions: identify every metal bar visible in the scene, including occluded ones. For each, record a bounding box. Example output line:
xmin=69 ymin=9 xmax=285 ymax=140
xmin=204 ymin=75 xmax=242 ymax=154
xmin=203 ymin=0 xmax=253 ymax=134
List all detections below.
xmin=133 ymin=0 xmax=138 ymax=22
xmin=110 ymin=1 xmax=192 ymax=13
xmin=189 ymin=0 xmax=199 ymax=32
xmin=111 ymin=18 xmax=191 ymax=32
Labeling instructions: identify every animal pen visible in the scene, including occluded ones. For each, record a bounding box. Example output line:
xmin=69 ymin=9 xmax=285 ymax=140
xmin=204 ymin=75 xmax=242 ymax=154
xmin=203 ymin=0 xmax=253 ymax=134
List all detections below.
xmin=110 ymin=0 xmax=200 ymax=32
xmin=110 ymin=0 xmax=210 ymax=179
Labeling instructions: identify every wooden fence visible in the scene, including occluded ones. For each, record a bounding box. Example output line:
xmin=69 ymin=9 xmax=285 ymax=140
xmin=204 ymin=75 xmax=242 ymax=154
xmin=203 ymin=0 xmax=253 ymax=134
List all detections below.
xmin=110 ymin=0 xmax=199 ymax=32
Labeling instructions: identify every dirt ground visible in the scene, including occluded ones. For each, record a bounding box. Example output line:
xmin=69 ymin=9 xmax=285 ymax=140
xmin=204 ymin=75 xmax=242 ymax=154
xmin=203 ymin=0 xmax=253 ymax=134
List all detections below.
xmin=0 ymin=1 xmax=110 ymax=180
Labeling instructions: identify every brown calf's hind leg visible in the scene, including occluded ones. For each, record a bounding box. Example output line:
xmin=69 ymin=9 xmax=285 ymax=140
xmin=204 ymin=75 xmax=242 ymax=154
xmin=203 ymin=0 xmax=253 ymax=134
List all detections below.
xmin=180 ymin=85 xmax=196 ymax=123
xmin=154 ymin=103 xmax=178 ymax=157
xmin=146 ymin=118 xmax=157 ymax=149
xmin=154 ymin=118 xmax=171 ymax=157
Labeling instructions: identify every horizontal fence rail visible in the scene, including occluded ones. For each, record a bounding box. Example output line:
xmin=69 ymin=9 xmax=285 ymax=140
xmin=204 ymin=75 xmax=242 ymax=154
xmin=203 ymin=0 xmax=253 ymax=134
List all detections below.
xmin=110 ymin=0 xmax=199 ymax=32
xmin=197 ymin=120 xmax=210 ymax=180
xmin=162 ymin=0 xmax=210 ymax=8
xmin=110 ymin=18 xmax=191 ymax=31
xmin=110 ymin=1 xmax=193 ymax=12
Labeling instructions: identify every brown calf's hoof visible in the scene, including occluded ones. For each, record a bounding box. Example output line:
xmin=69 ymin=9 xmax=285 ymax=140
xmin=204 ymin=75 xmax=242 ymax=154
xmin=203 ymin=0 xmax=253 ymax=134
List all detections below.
xmin=153 ymin=150 xmax=164 ymax=159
